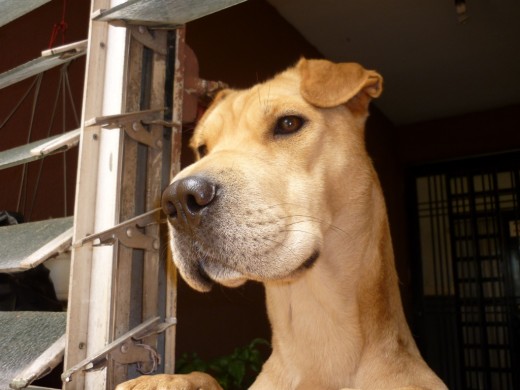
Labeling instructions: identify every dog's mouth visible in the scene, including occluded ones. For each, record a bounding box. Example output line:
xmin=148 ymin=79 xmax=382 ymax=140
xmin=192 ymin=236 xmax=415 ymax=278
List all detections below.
xmin=166 ymin=182 xmax=324 ymax=291
xmin=301 ymin=249 xmax=320 ymax=270
xmin=281 ymin=249 xmax=320 ymax=280
xmin=195 ymin=262 xmax=214 ymax=289
xmin=188 ymin=246 xmax=321 ymax=292
xmin=184 ymin=245 xmax=249 ymax=291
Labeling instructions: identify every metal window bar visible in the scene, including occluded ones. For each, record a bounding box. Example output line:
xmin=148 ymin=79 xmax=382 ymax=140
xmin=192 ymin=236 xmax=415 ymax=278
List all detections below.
xmin=411 ymin=152 xmax=520 ymax=390
xmin=415 ymin=174 xmax=461 ymax=388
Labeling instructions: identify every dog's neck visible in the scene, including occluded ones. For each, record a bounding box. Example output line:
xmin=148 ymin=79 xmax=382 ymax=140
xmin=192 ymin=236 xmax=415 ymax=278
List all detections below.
xmin=261 ymin=175 xmax=417 ymax=388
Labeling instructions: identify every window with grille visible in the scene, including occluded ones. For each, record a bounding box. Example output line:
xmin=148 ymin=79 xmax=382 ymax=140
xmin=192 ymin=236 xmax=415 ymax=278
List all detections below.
xmin=410 ymin=152 xmax=520 ymax=390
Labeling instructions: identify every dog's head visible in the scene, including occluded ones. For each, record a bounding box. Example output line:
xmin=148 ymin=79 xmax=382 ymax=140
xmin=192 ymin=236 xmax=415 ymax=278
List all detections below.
xmin=162 ymin=59 xmax=382 ymax=292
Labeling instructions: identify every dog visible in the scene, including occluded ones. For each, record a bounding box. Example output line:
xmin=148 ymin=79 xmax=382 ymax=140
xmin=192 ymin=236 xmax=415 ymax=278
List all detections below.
xmin=116 ymin=59 xmax=447 ymax=389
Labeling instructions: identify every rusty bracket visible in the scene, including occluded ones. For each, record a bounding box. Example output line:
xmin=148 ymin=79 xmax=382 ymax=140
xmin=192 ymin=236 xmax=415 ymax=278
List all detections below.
xmin=185 ymin=78 xmax=228 ymax=100
xmin=129 ymin=25 xmax=167 ymax=55
xmin=62 ymin=316 xmax=177 ymax=383
xmin=85 ymin=109 xmax=179 ymax=149
xmin=181 ymin=45 xmax=229 ymax=123
xmin=111 ymin=339 xmax=160 ymax=374
xmin=74 ymin=208 xmax=164 ymax=251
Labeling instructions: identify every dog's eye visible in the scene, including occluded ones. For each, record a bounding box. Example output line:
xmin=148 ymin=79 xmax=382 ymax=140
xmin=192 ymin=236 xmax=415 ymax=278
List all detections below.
xmin=274 ymin=115 xmax=305 ymax=135
xmin=197 ymin=145 xmax=208 ymax=158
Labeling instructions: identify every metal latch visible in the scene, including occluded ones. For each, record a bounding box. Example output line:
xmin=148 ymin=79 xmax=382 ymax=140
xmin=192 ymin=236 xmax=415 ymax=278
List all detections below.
xmin=85 ymin=109 xmax=180 ymax=149
xmin=75 ymin=208 xmax=164 ymax=251
xmin=41 ymin=39 xmax=88 ymax=60
xmin=62 ymin=316 xmax=176 ymax=383
xmin=129 ymin=25 xmax=167 ymax=55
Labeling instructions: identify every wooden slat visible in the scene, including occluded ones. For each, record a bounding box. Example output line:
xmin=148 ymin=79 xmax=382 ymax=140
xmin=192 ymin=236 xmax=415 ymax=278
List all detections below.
xmin=26 ymin=387 xmax=60 ymax=390
xmin=93 ymin=0 xmax=246 ymax=27
xmin=0 ymin=217 xmax=73 ymax=272
xmin=11 ymin=335 xmax=66 ymax=389
xmin=0 ymin=129 xmax=80 ymax=171
xmin=0 ymin=40 xmax=87 ymax=90
xmin=64 ymin=1 xmax=124 ymax=388
xmin=0 ymin=312 xmax=66 ymax=390
xmin=0 ymin=0 xmax=52 ymax=28
xmin=25 ymin=387 xmax=60 ymax=390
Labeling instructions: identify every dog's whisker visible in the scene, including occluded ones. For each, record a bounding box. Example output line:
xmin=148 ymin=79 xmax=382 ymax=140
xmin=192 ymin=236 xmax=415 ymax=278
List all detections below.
xmin=281 ymin=215 xmax=350 ymax=237
xmin=262 ymin=236 xmax=300 ymax=260
xmin=280 ymin=229 xmax=321 ymax=240
xmin=264 ymin=85 xmax=272 ymax=115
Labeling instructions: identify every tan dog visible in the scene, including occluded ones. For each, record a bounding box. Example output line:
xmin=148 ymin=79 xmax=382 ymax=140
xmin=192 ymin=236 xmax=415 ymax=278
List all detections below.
xmin=117 ymin=59 xmax=447 ymax=390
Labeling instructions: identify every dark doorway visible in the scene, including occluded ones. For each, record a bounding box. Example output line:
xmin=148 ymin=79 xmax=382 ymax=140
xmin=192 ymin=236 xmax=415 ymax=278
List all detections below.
xmin=409 ymin=152 xmax=520 ymax=390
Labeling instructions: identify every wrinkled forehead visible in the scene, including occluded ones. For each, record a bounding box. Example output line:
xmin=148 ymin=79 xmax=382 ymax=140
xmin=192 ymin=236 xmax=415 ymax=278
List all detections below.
xmin=191 ymin=69 xmax=301 ymax=146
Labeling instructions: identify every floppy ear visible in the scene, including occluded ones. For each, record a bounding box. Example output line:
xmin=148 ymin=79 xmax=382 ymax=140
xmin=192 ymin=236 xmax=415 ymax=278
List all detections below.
xmin=298 ymin=59 xmax=383 ymax=112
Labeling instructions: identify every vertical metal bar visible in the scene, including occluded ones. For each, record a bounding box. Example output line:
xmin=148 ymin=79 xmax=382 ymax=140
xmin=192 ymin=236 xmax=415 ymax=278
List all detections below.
xmin=427 ymin=176 xmax=441 ymax=295
xmin=506 ymin=169 xmax=520 ymax=389
xmin=490 ymin=170 xmax=512 ymax=389
xmin=141 ymin=31 xmax=168 ymax=374
xmin=468 ymin=174 xmax=492 ymax=389
xmin=408 ymin=173 xmax=428 ymax=355
xmin=436 ymin=175 xmax=448 ymax=296
xmin=446 ymin=174 xmax=467 ymax=390
xmin=439 ymin=174 xmax=457 ymax=386
xmin=163 ymin=27 xmax=186 ymax=375
xmin=111 ymin=28 xmax=144 ymax=386
xmin=477 ymin=173 xmax=502 ymax=390
xmin=513 ymin=169 xmax=520 ymax=390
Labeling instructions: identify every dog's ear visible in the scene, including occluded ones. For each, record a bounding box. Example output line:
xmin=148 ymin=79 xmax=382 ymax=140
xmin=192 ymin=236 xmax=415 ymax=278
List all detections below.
xmin=298 ymin=59 xmax=382 ymax=112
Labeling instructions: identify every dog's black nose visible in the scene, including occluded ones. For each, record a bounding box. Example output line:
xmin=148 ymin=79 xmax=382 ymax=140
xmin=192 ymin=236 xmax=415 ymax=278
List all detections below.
xmin=161 ymin=176 xmax=217 ymax=228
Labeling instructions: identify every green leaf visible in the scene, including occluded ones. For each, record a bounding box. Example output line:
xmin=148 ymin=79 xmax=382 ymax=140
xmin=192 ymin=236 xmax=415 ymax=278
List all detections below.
xmin=228 ymin=359 xmax=246 ymax=384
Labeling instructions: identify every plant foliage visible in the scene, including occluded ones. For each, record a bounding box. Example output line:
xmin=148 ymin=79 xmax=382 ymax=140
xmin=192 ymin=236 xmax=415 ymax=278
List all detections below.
xmin=175 ymin=338 xmax=270 ymax=389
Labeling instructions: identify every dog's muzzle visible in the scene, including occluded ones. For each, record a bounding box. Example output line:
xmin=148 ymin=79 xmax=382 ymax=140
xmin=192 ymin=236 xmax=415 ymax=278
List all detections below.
xmin=161 ymin=175 xmax=217 ymax=229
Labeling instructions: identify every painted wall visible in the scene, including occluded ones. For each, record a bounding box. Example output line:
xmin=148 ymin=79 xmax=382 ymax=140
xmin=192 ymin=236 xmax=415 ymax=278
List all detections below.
xmin=0 ymin=0 xmax=89 ymax=221
xmin=397 ymin=105 xmax=520 ymax=164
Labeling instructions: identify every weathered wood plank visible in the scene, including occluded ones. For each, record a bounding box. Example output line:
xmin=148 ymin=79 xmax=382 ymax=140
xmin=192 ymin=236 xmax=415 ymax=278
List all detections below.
xmin=93 ymin=0 xmax=246 ymax=27
xmin=0 ymin=40 xmax=87 ymax=90
xmin=0 ymin=129 xmax=80 ymax=171
xmin=0 ymin=217 xmax=73 ymax=272
xmin=64 ymin=2 xmax=111 ymax=389
xmin=0 ymin=0 xmax=52 ymax=28
xmin=0 ymin=312 xmax=66 ymax=390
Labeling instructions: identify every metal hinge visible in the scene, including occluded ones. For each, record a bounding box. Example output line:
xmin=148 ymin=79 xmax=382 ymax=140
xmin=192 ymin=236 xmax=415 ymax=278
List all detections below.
xmin=62 ymin=316 xmax=176 ymax=383
xmin=74 ymin=208 xmax=164 ymax=251
xmin=85 ymin=109 xmax=180 ymax=149
xmin=129 ymin=25 xmax=167 ymax=55
xmin=182 ymin=44 xmax=228 ymax=123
